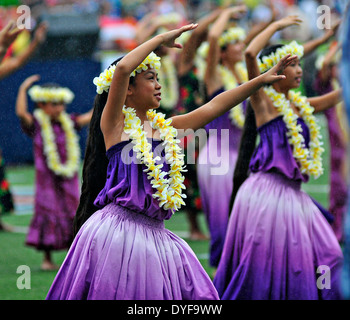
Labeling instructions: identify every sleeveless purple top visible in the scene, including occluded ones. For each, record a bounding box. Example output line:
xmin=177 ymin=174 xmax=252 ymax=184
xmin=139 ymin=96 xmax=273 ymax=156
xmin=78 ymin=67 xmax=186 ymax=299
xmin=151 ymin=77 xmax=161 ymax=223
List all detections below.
xmin=249 ymin=115 xmax=310 ymax=182
xmin=94 ymin=139 xmax=173 ymax=221
xmin=204 ymin=87 xmax=244 ymax=150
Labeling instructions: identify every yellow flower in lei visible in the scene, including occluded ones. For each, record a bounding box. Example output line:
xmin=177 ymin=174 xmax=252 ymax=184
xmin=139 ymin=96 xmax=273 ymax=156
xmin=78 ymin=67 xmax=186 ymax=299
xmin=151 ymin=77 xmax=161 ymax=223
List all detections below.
xmin=157 ymin=55 xmax=179 ymax=110
xmin=218 ymin=27 xmax=246 ymax=47
xmin=33 ymin=109 xmax=80 ymax=178
xmin=219 ymin=62 xmax=248 ymax=128
xmin=258 ymin=41 xmax=304 ymax=73
xmin=157 ymin=13 xmax=182 ymax=25
xmin=93 ymin=52 xmax=161 ymax=94
xmin=196 ymin=35 xmax=248 ymax=128
xmin=93 ymin=65 xmax=117 ymax=94
xmin=194 ymin=42 xmax=209 ymax=81
xmin=122 ymin=106 xmax=187 ymax=212
xmin=130 ymin=52 xmax=161 ymax=77
xmin=28 ymin=86 xmax=75 ymax=104
xmin=264 ymin=86 xmax=324 ymax=178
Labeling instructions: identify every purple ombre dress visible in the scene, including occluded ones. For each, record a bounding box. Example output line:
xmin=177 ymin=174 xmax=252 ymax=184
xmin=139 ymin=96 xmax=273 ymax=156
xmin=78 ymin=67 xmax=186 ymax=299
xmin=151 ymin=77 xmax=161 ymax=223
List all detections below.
xmin=314 ymin=74 xmax=348 ymax=242
xmin=46 ymin=139 xmax=219 ymax=300
xmin=22 ymin=115 xmax=81 ymax=251
xmin=213 ymin=116 xmax=343 ymax=300
xmin=197 ymin=88 xmax=243 ymax=267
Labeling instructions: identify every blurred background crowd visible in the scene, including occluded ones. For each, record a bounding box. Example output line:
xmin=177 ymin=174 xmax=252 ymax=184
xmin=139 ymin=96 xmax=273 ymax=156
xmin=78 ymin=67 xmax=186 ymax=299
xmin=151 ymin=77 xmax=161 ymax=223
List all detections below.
xmin=0 ymin=0 xmax=346 ymax=165
xmin=0 ymin=0 xmax=345 ymax=57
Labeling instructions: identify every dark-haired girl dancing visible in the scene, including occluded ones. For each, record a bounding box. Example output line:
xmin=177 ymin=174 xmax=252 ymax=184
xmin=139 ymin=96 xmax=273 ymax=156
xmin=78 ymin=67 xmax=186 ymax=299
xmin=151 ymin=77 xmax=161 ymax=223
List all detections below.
xmin=16 ymin=75 xmax=93 ymax=270
xmin=46 ymin=23 xmax=292 ymax=300
xmin=214 ymin=16 xmax=344 ymax=300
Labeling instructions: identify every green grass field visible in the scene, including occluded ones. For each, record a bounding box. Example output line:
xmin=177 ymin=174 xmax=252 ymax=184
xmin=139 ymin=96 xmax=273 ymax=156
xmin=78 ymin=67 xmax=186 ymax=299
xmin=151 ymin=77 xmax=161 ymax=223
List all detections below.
xmin=0 ymin=114 xmax=331 ymax=300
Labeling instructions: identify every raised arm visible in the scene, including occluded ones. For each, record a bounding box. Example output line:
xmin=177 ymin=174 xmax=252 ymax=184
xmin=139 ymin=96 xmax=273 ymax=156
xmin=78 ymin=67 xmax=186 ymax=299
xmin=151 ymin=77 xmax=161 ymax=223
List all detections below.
xmin=134 ymin=13 xmax=163 ymax=45
xmin=244 ymin=16 xmax=302 ymax=115
xmin=0 ymin=22 xmax=47 ymax=80
xmin=0 ymin=20 xmax=22 ymax=63
xmin=16 ymin=74 xmax=40 ymax=127
xmin=134 ymin=12 xmax=183 ymax=46
xmin=243 ymin=0 xmax=278 ymax=46
xmin=101 ymin=24 xmax=198 ymax=139
xmin=205 ymin=5 xmax=247 ymax=96
xmin=178 ymin=7 xmax=224 ymax=76
xmin=303 ymin=20 xmax=340 ymax=57
xmin=171 ymin=54 xmax=296 ymax=133
xmin=318 ymin=42 xmax=340 ymax=83
xmin=245 ymin=16 xmax=302 ymax=79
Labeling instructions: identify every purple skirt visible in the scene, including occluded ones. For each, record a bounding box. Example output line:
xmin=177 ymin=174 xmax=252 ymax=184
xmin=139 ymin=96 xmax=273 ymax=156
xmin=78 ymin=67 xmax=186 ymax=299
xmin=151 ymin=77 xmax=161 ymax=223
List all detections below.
xmin=46 ymin=203 xmax=219 ymax=300
xmin=26 ymin=174 xmax=80 ymax=251
xmin=197 ymin=134 xmax=238 ymax=267
xmin=214 ymin=171 xmax=343 ymax=300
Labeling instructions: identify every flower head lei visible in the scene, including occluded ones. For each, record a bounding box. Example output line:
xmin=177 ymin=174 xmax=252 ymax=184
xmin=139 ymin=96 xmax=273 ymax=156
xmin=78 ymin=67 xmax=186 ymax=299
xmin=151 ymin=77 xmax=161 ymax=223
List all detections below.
xmin=157 ymin=12 xmax=182 ymax=26
xmin=196 ymin=33 xmax=248 ymax=128
xmin=28 ymin=85 xmax=75 ymax=104
xmin=218 ymin=27 xmax=246 ymax=47
xmin=93 ymin=52 xmax=162 ymax=94
xmin=258 ymin=40 xmax=304 ymax=73
xmin=264 ymin=86 xmax=324 ymax=179
xmin=123 ymin=106 xmax=187 ymax=212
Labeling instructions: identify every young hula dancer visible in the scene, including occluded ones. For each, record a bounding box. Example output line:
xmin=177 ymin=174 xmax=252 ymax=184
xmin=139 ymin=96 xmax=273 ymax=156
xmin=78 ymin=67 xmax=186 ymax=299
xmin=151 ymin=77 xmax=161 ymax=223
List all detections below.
xmin=196 ymin=6 xmax=249 ymax=268
xmin=174 ymin=7 xmax=226 ymax=240
xmin=314 ymin=43 xmax=348 ymax=242
xmin=213 ymin=16 xmax=344 ymax=300
xmin=0 ymin=21 xmax=47 ymax=231
xmin=46 ymin=24 xmax=293 ymax=300
xmin=197 ymin=4 xmax=276 ymax=268
xmin=16 ymin=75 xmax=93 ymax=270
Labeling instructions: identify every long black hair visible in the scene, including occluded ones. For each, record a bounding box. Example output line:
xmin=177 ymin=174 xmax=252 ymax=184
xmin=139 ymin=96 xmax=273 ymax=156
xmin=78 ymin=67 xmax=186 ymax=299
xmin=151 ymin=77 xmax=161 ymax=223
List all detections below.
xmin=229 ymin=44 xmax=284 ymax=213
xmin=73 ymin=57 xmax=125 ymax=235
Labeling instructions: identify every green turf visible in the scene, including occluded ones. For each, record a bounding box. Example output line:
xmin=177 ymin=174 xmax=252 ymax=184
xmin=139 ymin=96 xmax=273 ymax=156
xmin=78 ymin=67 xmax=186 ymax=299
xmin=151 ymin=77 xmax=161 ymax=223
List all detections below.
xmin=0 ymin=114 xmax=331 ymax=299
xmin=0 ymin=164 xmax=214 ymax=299
xmin=0 ymin=232 xmax=67 ymax=300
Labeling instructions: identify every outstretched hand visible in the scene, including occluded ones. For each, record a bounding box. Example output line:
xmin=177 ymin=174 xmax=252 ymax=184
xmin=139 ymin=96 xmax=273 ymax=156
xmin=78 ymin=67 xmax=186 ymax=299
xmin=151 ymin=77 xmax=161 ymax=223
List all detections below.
xmin=160 ymin=23 xmax=198 ymax=49
xmin=227 ymin=4 xmax=248 ymax=19
xmin=262 ymin=54 xmax=298 ymax=84
xmin=323 ymin=19 xmax=341 ymax=40
xmin=0 ymin=20 xmax=22 ymax=53
xmin=20 ymin=74 xmax=40 ymax=90
xmin=275 ymin=15 xmax=302 ymax=31
xmin=33 ymin=22 xmax=48 ymax=44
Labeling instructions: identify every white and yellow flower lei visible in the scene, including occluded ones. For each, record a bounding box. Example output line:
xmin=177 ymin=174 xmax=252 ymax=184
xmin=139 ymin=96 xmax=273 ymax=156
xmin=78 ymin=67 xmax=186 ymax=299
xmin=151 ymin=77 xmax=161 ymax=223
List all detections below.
xmin=195 ymin=41 xmax=209 ymax=81
xmin=196 ymin=26 xmax=245 ymax=81
xmin=264 ymin=86 xmax=324 ymax=178
xmin=157 ymin=13 xmax=182 ymax=26
xmin=196 ymin=33 xmax=248 ymax=128
xmin=258 ymin=41 xmax=304 ymax=73
xmin=219 ymin=62 xmax=248 ymax=128
xmin=33 ymin=109 xmax=80 ymax=178
xmin=218 ymin=27 xmax=246 ymax=47
xmin=93 ymin=52 xmax=161 ymax=94
xmin=122 ymin=106 xmax=187 ymax=212
xmin=28 ymin=86 xmax=74 ymax=104
xmin=157 ymin=55 xmax=179 ymax=110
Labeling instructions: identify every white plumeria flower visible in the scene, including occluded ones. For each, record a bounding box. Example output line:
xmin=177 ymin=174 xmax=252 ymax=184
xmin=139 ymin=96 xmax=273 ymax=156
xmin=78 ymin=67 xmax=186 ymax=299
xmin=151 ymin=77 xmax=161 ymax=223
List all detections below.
xmin=264 ymin=86 xmax=324 ymax=179
xmin=258 ymin=41 xmax=304 ymax=73
xmin=33 ymin=109 xmax=80 ymax=178
xmin=122 ymin=105 xmax=186 ymax=212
